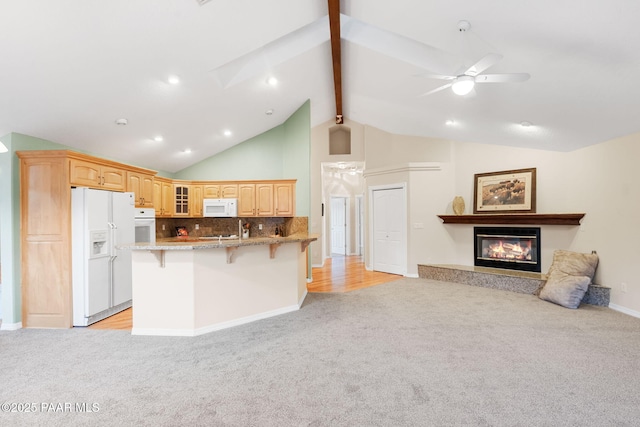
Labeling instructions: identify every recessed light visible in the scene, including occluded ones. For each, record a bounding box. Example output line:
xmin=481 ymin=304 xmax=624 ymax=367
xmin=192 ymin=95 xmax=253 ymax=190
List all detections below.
xmin=520 ymin=121 xmax=532 ymax=127
xmin=266 ymin=76 xmax=278 ymax=86
xmin=265 ymin=109 xmax=274 ymax=115
xmin=223 ymin=130 xmax=232 ymax=137
xmin=115 ymin=118 xmax=128 ymax=126
xmin=168 ymin=75 xmax=180 ymax=85
xmin=183 ymin=148 xmax=191 ymax=154
xmin=445 ymin=119 xmax=455 ymax=126
xmin=154 ymin=136 xmax=164 ymax=142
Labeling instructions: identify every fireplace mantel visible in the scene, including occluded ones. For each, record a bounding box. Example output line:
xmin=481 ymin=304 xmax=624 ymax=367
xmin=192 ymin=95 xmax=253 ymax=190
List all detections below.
xmin=437 ymin=213 xmax=585 ymax=226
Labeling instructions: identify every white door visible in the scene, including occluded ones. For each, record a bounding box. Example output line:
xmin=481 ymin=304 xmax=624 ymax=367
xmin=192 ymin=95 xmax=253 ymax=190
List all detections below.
xmin=372 ymin=187 xmax=405 ymax=275
xmin=331 ymin=197 xmax=347 ymax=255
xmin=85 ymin=189 xmax=111 ymax=316
xmin=111 ymin=192 xmax=135 ymax=306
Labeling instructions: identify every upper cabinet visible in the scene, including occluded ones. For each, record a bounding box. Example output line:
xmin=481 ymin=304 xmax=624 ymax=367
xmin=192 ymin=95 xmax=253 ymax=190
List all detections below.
xmin=203 ymin=184 xmax=220 ymax=199
xmin=237 ymin=180 xmax=296 ymax=218
xmin=255 ymin=183 xmax=275 ymax=217
xmin=127 ymin=171 xmax=154 ymax=208
xmin=220 ymin=184 xmax=238 ymax=198
xmin=153 ymin=177 xmax=173 ymax=217
xmin=274 ymin=182 xmax=295 ymax=217
xmin=173 ymin=183 xmax=190 ymax=217
xmin=69 ymin=158 xmax=126 ymax=191
xmin=191 ymin=185 xmax=204 ymax=217
xmin=238 ymin=184 xmax=256 ymax=216
xmin=202 ymin=183 xmax=238 ymax=199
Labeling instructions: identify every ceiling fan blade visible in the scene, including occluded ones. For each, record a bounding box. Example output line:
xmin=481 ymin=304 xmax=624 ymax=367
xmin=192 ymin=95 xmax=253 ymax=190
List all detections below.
xmin=475 ymin=73 xmax=531 ymax=83
xmin=420 ymin=83 xmax=452 ymax=97
xmin=414 ymin=73 xmax=455 ymax=81
xmin=465 ymin=53 xmax=503 ymax=76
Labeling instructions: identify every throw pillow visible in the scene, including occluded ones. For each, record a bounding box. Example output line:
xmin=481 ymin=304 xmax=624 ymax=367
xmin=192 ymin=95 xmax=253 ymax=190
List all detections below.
xmin=538 ymin=250 xmax=599 ymax=309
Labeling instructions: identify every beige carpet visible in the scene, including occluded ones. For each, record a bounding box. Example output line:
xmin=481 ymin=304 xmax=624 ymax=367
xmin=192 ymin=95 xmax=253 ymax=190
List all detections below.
xmin=1 ymin=278 xmax=639 ymax=426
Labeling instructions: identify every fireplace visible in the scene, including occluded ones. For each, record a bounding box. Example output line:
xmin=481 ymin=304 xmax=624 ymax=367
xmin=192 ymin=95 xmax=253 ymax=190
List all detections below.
xmin=474 ymin=227 xmax=541 ymax=273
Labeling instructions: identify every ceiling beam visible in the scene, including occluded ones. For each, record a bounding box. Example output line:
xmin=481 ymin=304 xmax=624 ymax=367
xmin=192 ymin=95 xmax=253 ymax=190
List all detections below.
xmin=327 ymin=0 xmax=343 ymax=124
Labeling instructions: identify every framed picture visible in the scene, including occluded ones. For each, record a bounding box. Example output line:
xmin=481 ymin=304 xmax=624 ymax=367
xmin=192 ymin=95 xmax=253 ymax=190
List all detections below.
xmin=175 ymin=226 xmax=188 ymax=237
xmin=473 ymin=168 xmax=536 ymax=214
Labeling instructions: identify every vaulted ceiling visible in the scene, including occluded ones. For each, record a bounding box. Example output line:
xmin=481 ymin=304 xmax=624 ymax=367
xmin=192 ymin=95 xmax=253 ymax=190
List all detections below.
xmin=2 ymin=0 xmax=640 ymax=172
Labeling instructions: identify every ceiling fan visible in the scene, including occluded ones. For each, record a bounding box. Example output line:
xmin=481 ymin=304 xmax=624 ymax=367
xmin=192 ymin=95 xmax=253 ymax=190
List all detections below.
xmin=421 ymin=52 xmax=530 ymax=97
xmin=420 ymin=21 xmax=530 ymax=97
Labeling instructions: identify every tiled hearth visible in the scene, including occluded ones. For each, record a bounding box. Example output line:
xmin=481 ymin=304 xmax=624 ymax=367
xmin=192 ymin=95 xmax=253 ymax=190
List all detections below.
xmin=418 ymin=264 xmax=610 ymax=307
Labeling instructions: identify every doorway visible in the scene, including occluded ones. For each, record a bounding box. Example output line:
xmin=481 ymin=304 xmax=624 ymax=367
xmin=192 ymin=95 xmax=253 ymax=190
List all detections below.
xmin=330 ymin=196 xmax=347 ymax=256
xmin=370 ymin=185 xmax=407 ymax=275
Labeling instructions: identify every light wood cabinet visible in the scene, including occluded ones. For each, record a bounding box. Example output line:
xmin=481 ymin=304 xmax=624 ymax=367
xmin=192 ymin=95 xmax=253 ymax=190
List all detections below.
xmin=274 ymin=182 xmax=295 ymax=216
xmin=191 ymin=184 xmax=203 ymax=217
xmin=153 ymin=177 xmax=173 ymax=217
xmin=203 ymin=184 xmax=220 ymax=199
xmin=174 ymin=184 xmax=190 ymax=216
xmin=237 ymin=181 xmax=296 ymax=217
xmin=238 ymin=184 xmax=256 ymax=216
xmin=202 ymin=183 xmax=238 ymax=199
xmin=220 ymin=184 xmax=238 ymax=198
xmin=69 ymin=158 xmax=126 ymax=191
xmin=256 ymin=183 xmax=275 ymax=217
xmin=19 ymin=152 xmax=72 ymax=328
xmin=127 ymin=171 xmax=154 ymax=207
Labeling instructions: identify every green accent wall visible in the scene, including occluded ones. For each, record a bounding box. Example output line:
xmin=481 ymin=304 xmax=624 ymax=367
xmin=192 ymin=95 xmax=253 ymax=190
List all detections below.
xmin=175 ymin=101 xmax=311 ymax=216
xmin=175 ymin=126 xmax=285 ymax=181
xmin=282 ymin=100 xmax=310 ymax=217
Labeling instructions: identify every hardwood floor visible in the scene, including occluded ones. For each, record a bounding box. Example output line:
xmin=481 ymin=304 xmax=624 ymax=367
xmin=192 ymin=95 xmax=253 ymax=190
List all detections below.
xmin=88 ymin=308 xmax=132 ymax=330
xmin=308 ymin=255 xmax=401 ymax=293
xmin=89 ymin=255 xmax=400 ymax=330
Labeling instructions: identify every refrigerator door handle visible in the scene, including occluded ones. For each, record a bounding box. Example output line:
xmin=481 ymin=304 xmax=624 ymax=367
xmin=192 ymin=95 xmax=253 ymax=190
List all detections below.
xmin=107 ymin=222 xmax=116 ymax=258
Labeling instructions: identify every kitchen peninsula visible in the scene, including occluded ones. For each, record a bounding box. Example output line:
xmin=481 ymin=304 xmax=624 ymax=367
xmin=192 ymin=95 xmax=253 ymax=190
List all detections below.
xmin=125 ymin=233 xmax=317 ymax=336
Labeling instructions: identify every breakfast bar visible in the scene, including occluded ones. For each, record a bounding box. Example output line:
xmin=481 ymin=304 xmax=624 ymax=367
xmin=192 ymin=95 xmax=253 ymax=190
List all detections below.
xmin=124 ymin=234 xmax=317 ymax=336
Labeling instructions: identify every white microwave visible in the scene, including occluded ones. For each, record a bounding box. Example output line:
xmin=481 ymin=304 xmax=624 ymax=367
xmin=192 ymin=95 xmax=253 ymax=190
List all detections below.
xmin=203 ymin=198 xmax=238 ymax=217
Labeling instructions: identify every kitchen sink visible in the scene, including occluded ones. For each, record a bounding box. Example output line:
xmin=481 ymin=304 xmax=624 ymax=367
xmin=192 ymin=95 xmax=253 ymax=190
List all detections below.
xmin=199 ymin=234 xmax=238 ymax=240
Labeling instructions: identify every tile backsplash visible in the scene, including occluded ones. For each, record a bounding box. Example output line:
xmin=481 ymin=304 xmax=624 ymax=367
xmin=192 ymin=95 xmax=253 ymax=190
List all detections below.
xmin=156 ymin=217 xmax=308 ymax=239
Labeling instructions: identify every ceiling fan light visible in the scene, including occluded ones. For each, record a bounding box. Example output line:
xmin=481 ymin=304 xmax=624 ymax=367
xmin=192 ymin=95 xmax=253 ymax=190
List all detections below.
xmin=451 ymin=75 xmax=475 ymax=96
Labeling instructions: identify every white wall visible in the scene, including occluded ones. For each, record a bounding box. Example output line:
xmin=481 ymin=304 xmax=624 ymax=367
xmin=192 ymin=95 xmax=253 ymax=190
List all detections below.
xmin=310 ymin=118 xmax=365 ymax=266
xmin=441 ymin=135 xmax=640 ymax=313
xmin=346 ymin=122 xmax=640 ymax=313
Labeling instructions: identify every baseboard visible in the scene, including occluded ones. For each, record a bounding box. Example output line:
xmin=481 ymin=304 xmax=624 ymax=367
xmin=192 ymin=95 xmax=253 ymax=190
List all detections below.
xmin=609 ymin=303 xmax=640 ymax=319
xmin=131 ymin=327 xmax=196 ymax=337
xmin=404 ymin=273 xmax=419 ymax=278
xmin=0 ymin=321 xmax=23 ymax=331
xmin=298 ymin=289 xmax=308 ymax=306
xmin=132 ymin=303 xmax=303 ymax=337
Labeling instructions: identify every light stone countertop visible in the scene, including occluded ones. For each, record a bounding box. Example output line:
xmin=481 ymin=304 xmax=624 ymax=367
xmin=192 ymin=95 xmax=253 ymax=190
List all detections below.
xmin=121 ymin=233 xmax=319 ymax=251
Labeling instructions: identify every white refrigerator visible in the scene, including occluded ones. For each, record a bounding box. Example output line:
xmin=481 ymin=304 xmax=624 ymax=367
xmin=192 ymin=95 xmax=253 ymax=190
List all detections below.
xmin=72 ymin=187 xmax=135 ymax=326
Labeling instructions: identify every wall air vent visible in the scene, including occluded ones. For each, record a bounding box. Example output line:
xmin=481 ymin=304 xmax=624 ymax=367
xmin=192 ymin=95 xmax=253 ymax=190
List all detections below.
xmin=196 ymin=0 xmax=212 ymax=5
